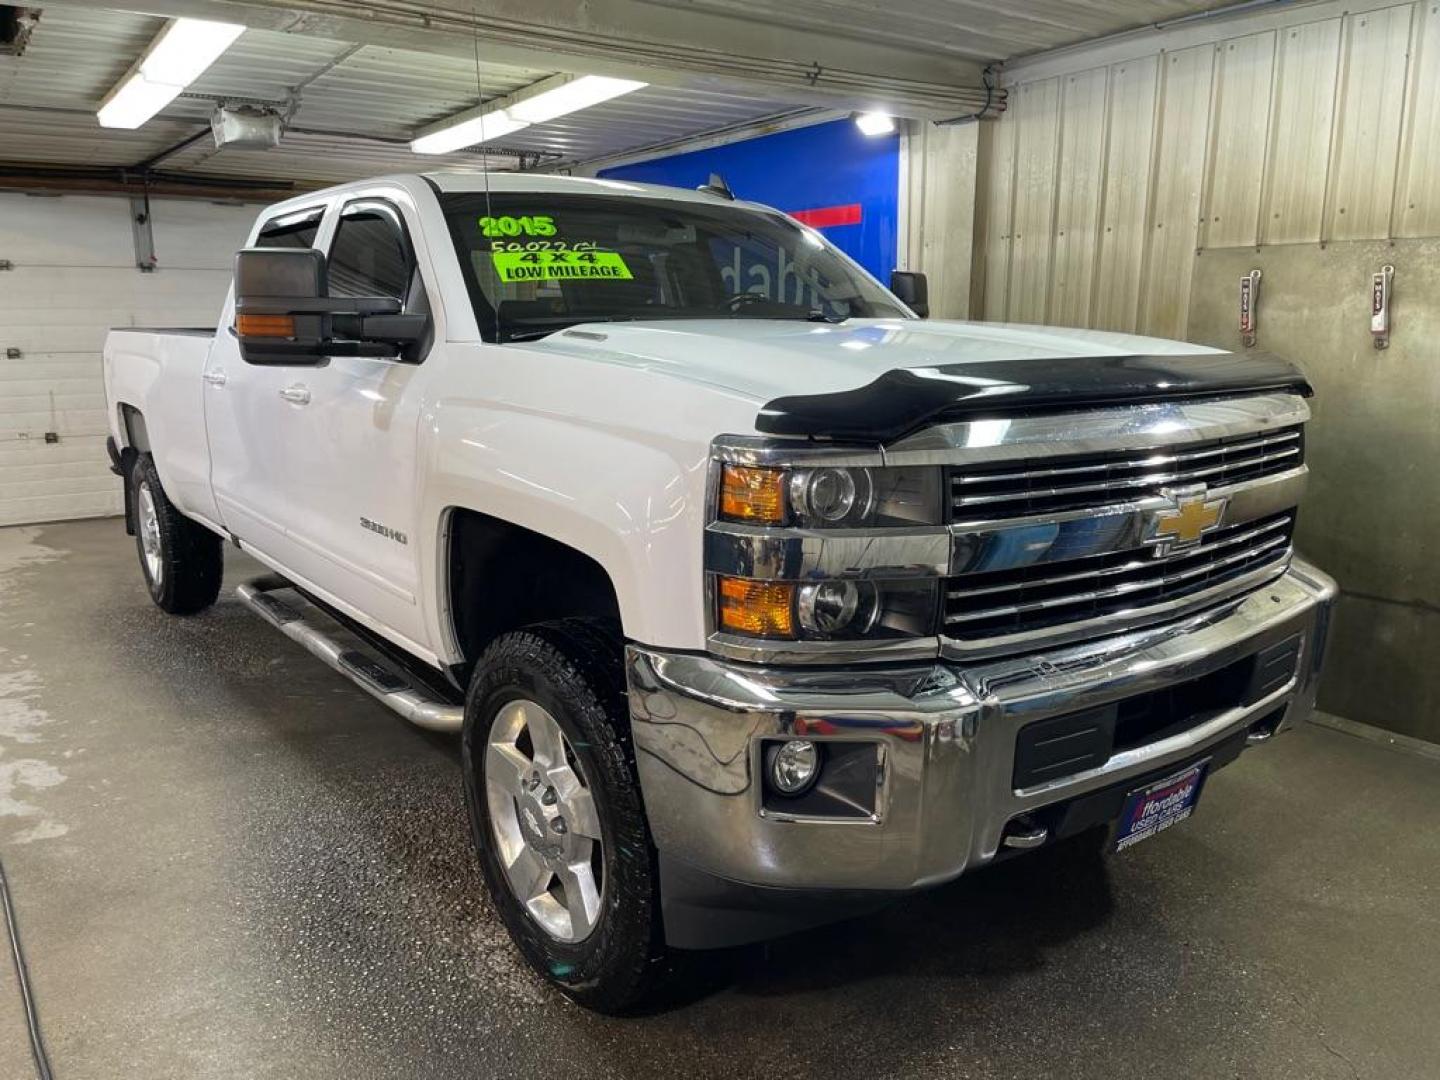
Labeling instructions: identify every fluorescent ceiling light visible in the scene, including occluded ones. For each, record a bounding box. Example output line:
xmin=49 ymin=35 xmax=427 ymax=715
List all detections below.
xmin=855 ymin=111 xmax=896 ymax=136
xmin=411 ymin=73 xmax=647 ymax=155
xmin=411 ymin=110 xmax=531 ymax=155
xmin=97 ymin=77 xmax=185 ymax=130
xmin=508 ymin=75 xmax=648 ymax=125
xmin=97 ymin=17 xmax=245 ymax=129
xmin=141 ymin=18 xmax=246 ymax=86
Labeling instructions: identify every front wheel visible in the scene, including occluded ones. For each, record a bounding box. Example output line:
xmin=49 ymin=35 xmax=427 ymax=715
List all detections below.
xmin=129 ymin=453 xmax=223 ymax=614
xmin=461 ymin=619 xmax=664 ymax=1013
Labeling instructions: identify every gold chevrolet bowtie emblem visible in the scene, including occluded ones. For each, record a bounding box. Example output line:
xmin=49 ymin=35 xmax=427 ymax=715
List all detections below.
xmin=1149 ymin=490 xmax=1227 ymax=555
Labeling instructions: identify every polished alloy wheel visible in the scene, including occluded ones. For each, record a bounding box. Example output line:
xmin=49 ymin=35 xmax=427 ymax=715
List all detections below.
xmin=485 ymin=699 xmax=605 ymax=942
xmin=138 ymin=481 xmax=163 ymax=586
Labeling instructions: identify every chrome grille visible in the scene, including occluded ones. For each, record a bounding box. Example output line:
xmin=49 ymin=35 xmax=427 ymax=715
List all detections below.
xmin=944 ymin=513 xmax=1295 ymax=644
xmin=948 ymin=426 xmax=1303 ymax=522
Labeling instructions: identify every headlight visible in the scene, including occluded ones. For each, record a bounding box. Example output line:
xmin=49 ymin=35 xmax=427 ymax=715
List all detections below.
xmin=719 ymin=463 xmax=942 ymax=528
xmin=797 ymin=580 xmax=879 ymax=635
xmin=790 ymin=468 xmax=869 ymax=523
xmin=716 ymin=575 xmax=938 ymax=641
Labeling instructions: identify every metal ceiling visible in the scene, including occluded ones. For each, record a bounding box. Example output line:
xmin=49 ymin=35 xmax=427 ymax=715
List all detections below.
xmin=633 ymin=0 xmax=1241 ymax=62
xmin=0 ymin=0 xmax=1236 ymax=193
xmin=0 ymin=4 xmax=804 ymax=189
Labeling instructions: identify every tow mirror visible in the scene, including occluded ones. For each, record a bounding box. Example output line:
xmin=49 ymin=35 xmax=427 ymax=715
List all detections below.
xmin=232 ymin=248 xmax=427 ymax=365
xmin=890 ymin=270 xmax=930 ymax=318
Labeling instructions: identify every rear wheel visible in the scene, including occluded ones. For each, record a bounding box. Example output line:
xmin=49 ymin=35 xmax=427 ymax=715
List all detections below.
xmin=129 ymin=454 xmax=223 ymax=614
xmin=461 ymin=619 xmax=664 ymax=1013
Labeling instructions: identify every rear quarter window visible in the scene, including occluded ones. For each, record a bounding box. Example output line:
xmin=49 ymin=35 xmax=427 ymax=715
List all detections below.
xmin=255 ymin=208 xmax=324 ymax=249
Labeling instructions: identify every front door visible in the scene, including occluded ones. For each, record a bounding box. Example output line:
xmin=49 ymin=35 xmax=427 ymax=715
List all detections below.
xmin=205 ymin=205 xmax=329 ymax=575
xmin=263 ymin=196 xmax=436 ymax=658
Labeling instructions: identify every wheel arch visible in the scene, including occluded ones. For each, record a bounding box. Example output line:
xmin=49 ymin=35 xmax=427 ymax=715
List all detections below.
xmin=114 ymin=404 xmax=149 ymax=534
xmin=442 ymin=506 xmax=624 ymax=680
xmin=118 ymin=402 xmax=151 ymax=453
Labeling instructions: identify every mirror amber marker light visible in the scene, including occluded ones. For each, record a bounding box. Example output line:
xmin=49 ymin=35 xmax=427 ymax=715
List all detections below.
xmin=719 ymin=464 xmax=785 ymax=523
xmin=235 ymin=313 xmax=296 ymax=337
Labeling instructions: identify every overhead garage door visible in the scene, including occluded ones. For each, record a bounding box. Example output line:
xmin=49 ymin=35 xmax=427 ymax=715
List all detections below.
xmin=0 ymin=193 xmax=253 ymax=526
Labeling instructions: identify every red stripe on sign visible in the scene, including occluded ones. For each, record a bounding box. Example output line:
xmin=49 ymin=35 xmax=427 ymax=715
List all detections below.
xmin=790 ymin=203 xmax=863 ymax=228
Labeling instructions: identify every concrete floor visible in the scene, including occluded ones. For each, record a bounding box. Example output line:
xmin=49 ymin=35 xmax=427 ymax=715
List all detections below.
xmin=2 ymin=517 xmax=1438 ymax=1080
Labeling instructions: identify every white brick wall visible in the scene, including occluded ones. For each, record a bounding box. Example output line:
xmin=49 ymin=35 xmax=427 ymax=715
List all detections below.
xmin=0 ymin=193 xmax=256 ymax=525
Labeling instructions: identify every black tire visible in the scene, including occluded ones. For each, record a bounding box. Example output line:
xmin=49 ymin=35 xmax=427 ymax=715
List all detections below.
xmin=461 ymin=618 xmax=665 ymax=1013
xmin=129 ymin=453 xmax=223 ymax=615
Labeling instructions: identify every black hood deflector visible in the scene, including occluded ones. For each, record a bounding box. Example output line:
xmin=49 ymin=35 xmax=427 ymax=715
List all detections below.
xmin=756 ymin=351 xmax=1312 ymax=443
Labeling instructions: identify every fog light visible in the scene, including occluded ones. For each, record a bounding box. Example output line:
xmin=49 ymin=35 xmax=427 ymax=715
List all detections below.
xmin=767 ymin=739 xmax=820 ymax=796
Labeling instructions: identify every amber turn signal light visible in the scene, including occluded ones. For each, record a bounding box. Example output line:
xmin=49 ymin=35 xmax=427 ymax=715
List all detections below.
xmin=717 ymin=576 xmax=796 ymax=637
xmin=235 ymin=313 xmax=296 ymax=338
xmin=719 ymin=464 xmax=786 ymax=523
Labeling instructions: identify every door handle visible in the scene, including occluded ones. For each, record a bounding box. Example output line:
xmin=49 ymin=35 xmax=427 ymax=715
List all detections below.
xmin=279 ymin=384 xmax=311 ymax=405
xmin=203 ymin=370 xmax=227 ymax=387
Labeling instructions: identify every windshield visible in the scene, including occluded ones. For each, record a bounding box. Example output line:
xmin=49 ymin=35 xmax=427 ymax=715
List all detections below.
xmin=441 ymin=192 xmax=911 ymax=342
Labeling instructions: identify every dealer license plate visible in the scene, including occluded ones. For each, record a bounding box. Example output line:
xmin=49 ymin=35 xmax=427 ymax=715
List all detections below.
xmin=1113 ymin=760 xmax=1209 ymax=852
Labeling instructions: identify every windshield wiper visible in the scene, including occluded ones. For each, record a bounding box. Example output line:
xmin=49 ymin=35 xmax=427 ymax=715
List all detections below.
xmin=499 ymin=314 xmax=647 ymax=343
xmin=502 ymin=308 xmax=842 ymax=341
xmin=502 ymin=327 xmax=565 ymax=342
xmin=716 ymin=297 xmax=845 ymax=323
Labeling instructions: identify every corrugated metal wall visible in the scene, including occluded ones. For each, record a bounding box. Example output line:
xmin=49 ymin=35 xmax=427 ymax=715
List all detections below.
xmin=979 ymin=0 xmax=1440 ymax=338
xmin=898 ymin=121 xmax=979 ymax=319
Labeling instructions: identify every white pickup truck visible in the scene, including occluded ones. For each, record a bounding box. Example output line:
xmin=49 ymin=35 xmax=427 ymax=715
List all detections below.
xmin=104 ymin=171 xmax=1336 ymax=1012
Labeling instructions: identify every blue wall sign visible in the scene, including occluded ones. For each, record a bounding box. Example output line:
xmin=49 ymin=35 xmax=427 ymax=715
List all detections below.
xmin=598 ymin=119 xmax=900 ymax=283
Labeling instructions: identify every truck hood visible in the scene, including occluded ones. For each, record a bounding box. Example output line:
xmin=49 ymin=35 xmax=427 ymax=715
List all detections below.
xmin=520 ymin=318 xmax=1310 ymax=442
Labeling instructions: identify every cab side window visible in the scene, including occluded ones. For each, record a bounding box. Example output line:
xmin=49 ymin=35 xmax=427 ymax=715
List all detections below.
xmin=255 ymin=208 xmax=323 ymax=249
xmin=328 ymin=202 xmax=414 ymax=302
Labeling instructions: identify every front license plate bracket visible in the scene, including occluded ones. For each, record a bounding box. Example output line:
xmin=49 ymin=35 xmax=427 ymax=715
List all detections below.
xmin=1113 ymin=758 xmax=1210 ymax=852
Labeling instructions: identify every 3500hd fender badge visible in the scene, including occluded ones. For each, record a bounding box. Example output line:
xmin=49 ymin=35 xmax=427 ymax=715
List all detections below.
xmin=360 ymin=517 xmax=408 ymax=545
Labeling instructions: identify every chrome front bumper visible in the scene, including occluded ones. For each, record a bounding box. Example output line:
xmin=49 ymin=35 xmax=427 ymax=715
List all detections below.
xmin=627 ymin=559 xmax=1337 ymax=893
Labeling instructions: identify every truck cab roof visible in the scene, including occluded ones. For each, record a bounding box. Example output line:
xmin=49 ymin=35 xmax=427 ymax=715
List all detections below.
xmin=258 ymin=171 xmax=763 ymax=221
xmin=426 ymin=171 xmax=745 ymax=207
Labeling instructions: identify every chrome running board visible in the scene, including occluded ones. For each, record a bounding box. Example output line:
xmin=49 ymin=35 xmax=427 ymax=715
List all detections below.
xmin=236 ymin=576 xmax=463 ymax=733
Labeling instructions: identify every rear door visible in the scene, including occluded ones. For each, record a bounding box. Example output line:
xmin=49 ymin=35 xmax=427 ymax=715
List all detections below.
xmin=204 ymin=205 xmax=329 ymax=568
xmin=261 ymin=196 xmax=436 ymax=656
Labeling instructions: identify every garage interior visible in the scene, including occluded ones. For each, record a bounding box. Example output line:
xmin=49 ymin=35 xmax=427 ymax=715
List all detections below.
xmin=1 ymin=0 xmax=1437 ymax=1076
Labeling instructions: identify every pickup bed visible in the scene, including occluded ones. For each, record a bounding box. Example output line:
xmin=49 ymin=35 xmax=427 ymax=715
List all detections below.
xmin=104 ymin=171 xmax=1336 ymax=1012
